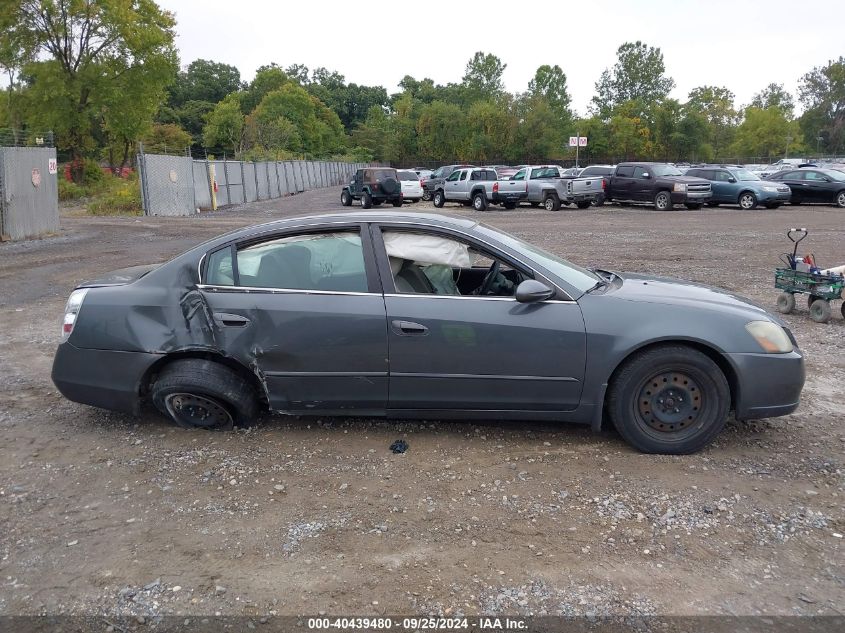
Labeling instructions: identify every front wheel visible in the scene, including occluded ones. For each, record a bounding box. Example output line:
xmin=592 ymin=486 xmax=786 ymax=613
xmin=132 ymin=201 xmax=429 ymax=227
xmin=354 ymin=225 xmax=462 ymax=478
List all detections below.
xmin=576 ymin=200 xmax=591 ymax=209
xmin=152 ymin=359 xmax=259 ymax=430
xmin=654 ymin=191 xmax=672 ymax=211
xmin=472 ymin=192 xmax=488 ymax=211
xmin=777 ymin=292 xmax=796 ymax=314
xmin=340 ymin=190 xmax=352 ymax=206
xmin=738 ymin=192 xmax=758 ymax=210
xmin=433 ymin=191 xmax=445 ymax=208
xmin=607 ymin=345 xmax=730 ymax=454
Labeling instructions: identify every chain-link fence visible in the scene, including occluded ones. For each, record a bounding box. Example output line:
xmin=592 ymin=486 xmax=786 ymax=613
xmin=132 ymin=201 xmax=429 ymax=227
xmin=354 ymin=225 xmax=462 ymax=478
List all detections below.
xmin=137 ymin=152 xmax=378 ymax=217
xmin=0 ymin=146 xmax=59 ymax=241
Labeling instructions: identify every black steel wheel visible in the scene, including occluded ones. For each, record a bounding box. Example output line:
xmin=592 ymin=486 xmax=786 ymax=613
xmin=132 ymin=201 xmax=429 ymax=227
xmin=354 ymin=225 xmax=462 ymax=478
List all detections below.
xmin=152 ymin=359 xmax=259 ymax=430
xmin=777 ymin=292 xmax=796 ymax=314
xmin=422 ymin=191 xmax=431 ymax=201
xmin=607 ymin=345 xmax=730 ymax=454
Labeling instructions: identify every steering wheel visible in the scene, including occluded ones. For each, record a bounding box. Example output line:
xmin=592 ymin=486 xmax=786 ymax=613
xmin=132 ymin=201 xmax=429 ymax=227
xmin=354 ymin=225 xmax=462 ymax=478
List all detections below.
xmin=477 ymin=260 xmax=500 ymax=296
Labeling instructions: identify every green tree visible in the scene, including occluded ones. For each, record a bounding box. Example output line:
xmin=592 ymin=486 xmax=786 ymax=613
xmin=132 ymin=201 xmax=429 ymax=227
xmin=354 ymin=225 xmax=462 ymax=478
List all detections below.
xmin=2 ymin=0 xmax=177 ymax=182
xmin=607 ymin=100 xmax=652 ymax=159
xmin=416 ymin=101 xmax=465 ymax=161
xmin=203 ymin=93 xmax=245 ymax=155
xmin=241 ymin=64 xmax=289 ymax=113
xmin=351 ymin=105 xmax=391 ymax=161
xmin=592 ymin=41 xmax=675 ymax=119
xmin=462 ymin=52 xmax=506 ymax=103
xmin=141 ymin=122 xmax=191 ymax=154
xmin=686 ymin=86 xmax=738 ymax=157
xmin=750 ymin=83 xmax=795 ymax=118
xmin=169 ymin=59 xmax=241 ymax=108
xmin=799 ymin=57 xmax=845 ymax=153
xmin=527 ymin=64 xmax=572 ymax=121
xmin=730 ymin=106 xmax=804 ymax=160
xmin=514 ymin=96 xmax=564 ymax=162
xmin=462 ymin=99 xmax=516 ymax=162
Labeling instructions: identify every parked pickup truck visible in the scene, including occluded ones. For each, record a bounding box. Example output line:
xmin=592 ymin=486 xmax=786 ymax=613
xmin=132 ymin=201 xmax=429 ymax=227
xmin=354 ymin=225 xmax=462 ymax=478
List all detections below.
xmin=606 ymin=162 xmax=712 ymax=210
xmin=498 ymin=165 xmax=603 ymax=210
xmin=432 ymin=167 xmax=527 ymax=211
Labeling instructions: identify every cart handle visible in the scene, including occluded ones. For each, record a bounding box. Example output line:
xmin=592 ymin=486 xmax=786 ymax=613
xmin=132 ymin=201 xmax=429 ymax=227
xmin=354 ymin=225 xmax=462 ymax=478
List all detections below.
xmin=787 ymin=228 xmax=808 ymax=244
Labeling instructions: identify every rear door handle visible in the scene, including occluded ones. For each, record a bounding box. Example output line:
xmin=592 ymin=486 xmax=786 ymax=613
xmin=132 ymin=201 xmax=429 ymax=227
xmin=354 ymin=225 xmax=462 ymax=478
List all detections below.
xmin=213 ymin=313 xmax=250 ymax=327
xmin=391 ymin=320 xmax=428 ymax=335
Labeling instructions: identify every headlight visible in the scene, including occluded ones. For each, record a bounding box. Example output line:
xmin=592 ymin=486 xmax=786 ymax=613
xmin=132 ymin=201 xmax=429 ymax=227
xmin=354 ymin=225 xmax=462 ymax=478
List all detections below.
xmin=762 ymin=186 xmax=778 ymax=192
xmin=745 ymin=321 xmax=793 ymax=353
xmin=673 ymin=183 xmax=687 ymax=192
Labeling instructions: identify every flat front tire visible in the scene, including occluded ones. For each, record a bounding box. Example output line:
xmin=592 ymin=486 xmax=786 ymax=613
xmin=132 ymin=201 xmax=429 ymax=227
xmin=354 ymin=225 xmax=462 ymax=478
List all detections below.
xmin=777 ymin=292 xmax=796 ymax=314
xmin=152 ymin=359 xmax=259 ymax=430
xmin=607 ymin=345 xmax=730 ymax=454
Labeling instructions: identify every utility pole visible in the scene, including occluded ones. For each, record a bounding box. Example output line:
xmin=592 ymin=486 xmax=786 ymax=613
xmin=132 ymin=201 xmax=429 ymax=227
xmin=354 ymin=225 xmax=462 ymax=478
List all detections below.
xmin=575 ymin=130 xmax=580 ymax=168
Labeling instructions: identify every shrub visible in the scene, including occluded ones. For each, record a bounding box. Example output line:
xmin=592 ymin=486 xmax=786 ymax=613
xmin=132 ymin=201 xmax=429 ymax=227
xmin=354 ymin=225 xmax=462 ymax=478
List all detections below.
xmin=58 ymin=178 xmax=86 ymax=201
xmin=87 ymin=175 xmax=142 ymax=216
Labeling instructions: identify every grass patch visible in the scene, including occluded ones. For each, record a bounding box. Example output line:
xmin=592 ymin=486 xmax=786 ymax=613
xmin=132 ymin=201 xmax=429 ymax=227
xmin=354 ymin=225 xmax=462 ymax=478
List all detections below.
xmin=86 ymin=175 xmax=142 ymax=216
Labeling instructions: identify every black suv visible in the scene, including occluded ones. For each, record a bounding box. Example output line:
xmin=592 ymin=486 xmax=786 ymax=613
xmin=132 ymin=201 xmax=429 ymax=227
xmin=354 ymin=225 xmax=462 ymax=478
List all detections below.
xmin=341 ymin=168 xmax=403 ymax=208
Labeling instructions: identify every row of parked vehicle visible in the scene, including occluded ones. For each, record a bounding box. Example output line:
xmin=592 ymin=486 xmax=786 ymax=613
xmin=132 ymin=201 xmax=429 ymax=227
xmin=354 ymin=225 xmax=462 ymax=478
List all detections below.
xmin=340 ymin=161 xmax=845 ymax=212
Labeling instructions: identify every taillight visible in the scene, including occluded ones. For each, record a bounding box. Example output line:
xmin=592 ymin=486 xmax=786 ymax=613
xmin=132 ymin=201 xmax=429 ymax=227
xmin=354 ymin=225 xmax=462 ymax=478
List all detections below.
xmin=602 ymin=178 xmax=607 ymax=190
xmin=493 ymin=182 xmax=499 ymax=193
xmin=61 ymin=288 xmax=88 ymax=342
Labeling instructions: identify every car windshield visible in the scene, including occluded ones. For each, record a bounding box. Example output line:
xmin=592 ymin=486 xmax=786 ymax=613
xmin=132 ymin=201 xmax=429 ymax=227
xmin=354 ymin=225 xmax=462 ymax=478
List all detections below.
xmin=475 ymin=225 xmax=601 ymax=295
xmin=733 ymin=169 xmax=760 ymax=181
xmin=651 ymin=164 xmax=683 ymax=176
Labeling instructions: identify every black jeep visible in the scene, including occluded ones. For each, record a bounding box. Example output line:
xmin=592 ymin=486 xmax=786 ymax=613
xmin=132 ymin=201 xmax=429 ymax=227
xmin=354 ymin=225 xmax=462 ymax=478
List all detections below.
xmin=341 ymin=168 xmax=403 ymax=208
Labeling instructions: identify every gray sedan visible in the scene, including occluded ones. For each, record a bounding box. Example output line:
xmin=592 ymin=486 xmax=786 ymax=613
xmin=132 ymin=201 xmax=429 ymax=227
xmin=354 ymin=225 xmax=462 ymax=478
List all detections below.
xmin=52 ymin=212 xmax=805 ymax=454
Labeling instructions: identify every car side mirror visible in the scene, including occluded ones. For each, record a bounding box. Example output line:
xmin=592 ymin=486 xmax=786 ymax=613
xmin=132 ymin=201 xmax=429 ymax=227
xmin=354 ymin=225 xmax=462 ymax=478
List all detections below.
xmin=728 ymin=177 xmax=736 ymax=183
xmin=515 ymin=279 xmax=555 ymax=303
xmin=642 ymin=172 xmax=651 ymax=179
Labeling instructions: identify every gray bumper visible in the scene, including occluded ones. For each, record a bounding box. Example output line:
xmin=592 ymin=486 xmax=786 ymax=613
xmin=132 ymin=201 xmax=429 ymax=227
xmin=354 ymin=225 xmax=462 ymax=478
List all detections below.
xmin=52 ymin=343 xmax=162 ymax=415
xmin=727 ymin=350 xmax=805 ymax=420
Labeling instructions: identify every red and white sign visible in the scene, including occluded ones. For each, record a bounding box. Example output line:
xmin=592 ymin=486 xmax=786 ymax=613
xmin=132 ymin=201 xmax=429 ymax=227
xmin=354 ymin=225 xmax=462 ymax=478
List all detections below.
xmin=569 ymin=136 xmax=588 ymax=147
xmin=31 ymin=168 xmax=41 ymax=188
xmin=48 ymin=158 xmax=58 ymax=175
xmin=579 ymin=136 xmax=588 ymax=147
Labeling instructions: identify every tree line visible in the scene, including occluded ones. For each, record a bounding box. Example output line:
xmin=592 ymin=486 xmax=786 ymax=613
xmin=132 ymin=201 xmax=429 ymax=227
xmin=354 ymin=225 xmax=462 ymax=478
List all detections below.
xmin=2 ymin=2 xmax=845 ymax=184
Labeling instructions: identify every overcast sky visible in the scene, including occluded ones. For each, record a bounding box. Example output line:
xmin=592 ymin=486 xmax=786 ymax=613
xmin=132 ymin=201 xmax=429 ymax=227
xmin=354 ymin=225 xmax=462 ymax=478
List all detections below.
xmin=164 ymin=0 xmax=843 ymax=115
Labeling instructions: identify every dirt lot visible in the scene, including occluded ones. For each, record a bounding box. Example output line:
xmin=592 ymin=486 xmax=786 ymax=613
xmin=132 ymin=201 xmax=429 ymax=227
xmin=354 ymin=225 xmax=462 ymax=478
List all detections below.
xmin=1 ymin=189 xmax=843 ymax=622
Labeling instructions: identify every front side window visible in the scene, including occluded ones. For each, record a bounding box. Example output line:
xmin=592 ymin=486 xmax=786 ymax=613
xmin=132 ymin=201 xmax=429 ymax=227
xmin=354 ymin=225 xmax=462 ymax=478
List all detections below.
xmin=446 ymin=170 xmax=461 ymax=182
xmin=382 ymin=230 xmax=528 ymax=298
xmin=632 ymin=166 xmax=648 ymax=179
xmin=206 ymin=231 xmax=368 ymax=293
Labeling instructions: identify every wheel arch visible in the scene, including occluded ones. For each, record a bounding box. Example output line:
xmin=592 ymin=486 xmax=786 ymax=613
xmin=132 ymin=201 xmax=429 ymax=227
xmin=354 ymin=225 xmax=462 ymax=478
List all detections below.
xmin=140 ymin=350 xmax=269 ymax=408
xmin=599 ymin=339 xmax=738 ymax=429
xmin=737 ymin=189 xmax=756 ymax=201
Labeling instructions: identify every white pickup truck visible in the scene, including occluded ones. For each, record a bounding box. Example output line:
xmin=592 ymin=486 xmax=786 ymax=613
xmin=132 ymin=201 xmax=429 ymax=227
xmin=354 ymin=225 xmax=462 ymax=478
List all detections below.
xmin=432 ymin=167 xmax=527 ymax=211
xmin=496 ymin=165 xmax=604 ymax=210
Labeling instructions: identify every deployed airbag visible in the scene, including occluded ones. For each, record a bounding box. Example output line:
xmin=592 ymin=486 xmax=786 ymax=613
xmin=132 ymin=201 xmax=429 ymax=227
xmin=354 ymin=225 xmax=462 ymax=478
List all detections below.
xmin=383 ymin=232 xmax=470 ymax=268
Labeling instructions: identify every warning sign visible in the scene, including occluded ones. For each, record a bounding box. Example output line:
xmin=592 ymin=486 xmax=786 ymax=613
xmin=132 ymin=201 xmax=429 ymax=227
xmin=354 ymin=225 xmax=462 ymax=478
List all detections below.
xmin=48 ymin=158 xmax=57 ymax=174
xmin=32 ymin=168 xmax=41 ymax=188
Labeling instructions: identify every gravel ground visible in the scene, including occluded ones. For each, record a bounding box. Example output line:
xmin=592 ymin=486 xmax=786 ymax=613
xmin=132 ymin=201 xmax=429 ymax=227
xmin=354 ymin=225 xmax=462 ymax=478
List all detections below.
xmin=0 ymin=188 xmax=843 ymax=621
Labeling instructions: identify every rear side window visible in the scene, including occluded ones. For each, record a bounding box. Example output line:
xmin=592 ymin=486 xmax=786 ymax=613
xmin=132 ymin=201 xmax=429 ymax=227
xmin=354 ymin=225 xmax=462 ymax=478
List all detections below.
xmin=615 ymin=166 xmax=634 ymax=177
xmin=459 ymin=171 xmax=468 ymax=181
xmin=512 ymin=169 xmax=526 ymax=181
xmin=206 ymin=232 xmax=368 ymax=293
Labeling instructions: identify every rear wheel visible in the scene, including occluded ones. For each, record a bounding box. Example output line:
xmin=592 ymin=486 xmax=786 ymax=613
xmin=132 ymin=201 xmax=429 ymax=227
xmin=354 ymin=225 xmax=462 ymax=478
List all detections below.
xmin=433 ymin=190 xmax=445 ymax=208
xmin=777 ymin=292 xmax=796 ymax=314
xmin=472 ymin=192 xmax=488 ymax=211
xmin=340 ymin=190 xmax=352 ymax=206
xmin=654 ymin=191 xmax=672 ymax=211
xmin=422 ymin=191 xmax=432 ymax=201
xmin=607 ymin=345 xmax=730 ymax=454
xmin=152 ymin=359 xmax=259 ymax=430
xmin=576 ymin=200 xmax=592 ymax=209
xmin=809 ymin=299 xmax=832 ymax=323
xmin=361 ymin=192 xmax=372 ymax=209
xmin=738 ymin=192 xmax=758 ymax=210
xmin=841 ymin=302 xmax=845 ymax=321
xmin=544 ymin=195 xmax=561 ymax=211
xmin=836 ymin=191 xmax=845 ymax=208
